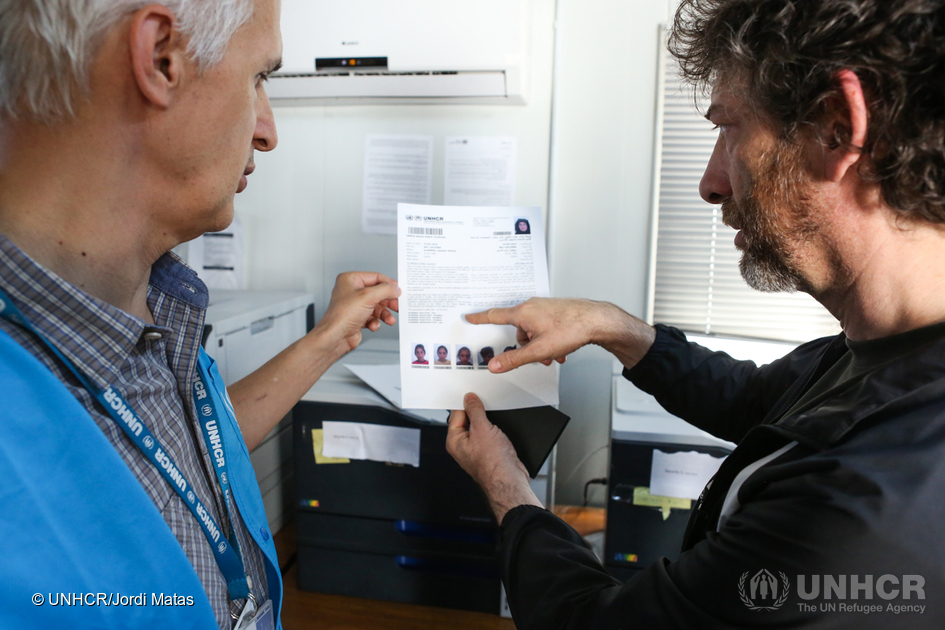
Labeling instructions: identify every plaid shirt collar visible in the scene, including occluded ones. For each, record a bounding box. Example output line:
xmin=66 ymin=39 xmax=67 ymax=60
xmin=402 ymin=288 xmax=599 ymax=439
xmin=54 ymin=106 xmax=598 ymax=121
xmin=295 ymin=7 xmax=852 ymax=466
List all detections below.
xmin=0 ymin=234 xmax=208 ymax=391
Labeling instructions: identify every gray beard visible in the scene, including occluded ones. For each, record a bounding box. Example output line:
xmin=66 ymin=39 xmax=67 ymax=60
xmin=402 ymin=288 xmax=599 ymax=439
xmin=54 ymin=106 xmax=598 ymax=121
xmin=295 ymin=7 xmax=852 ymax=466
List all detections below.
xmin=738 ymin=249 xmax=802 ymax=293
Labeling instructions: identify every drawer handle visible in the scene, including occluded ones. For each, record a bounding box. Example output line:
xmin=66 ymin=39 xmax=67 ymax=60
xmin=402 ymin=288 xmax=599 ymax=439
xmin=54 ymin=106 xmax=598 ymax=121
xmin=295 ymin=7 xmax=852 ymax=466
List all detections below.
xmin=395 ymin=520 xmax=496 ymax=545
xmin=250 ymin=317 xmax=275 ymax=335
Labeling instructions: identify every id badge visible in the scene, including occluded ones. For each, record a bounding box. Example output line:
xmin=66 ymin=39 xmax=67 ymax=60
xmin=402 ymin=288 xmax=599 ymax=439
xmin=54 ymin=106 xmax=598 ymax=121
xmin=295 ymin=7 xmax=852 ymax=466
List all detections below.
xmin=234 ymin=599 xmax=274 ymax=630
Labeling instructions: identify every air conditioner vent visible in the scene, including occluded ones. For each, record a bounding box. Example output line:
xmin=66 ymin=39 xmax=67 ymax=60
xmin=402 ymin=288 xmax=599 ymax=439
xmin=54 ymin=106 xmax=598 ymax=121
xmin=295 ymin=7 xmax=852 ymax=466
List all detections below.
xmin=267 ymin=70 xmax=519 ymax=104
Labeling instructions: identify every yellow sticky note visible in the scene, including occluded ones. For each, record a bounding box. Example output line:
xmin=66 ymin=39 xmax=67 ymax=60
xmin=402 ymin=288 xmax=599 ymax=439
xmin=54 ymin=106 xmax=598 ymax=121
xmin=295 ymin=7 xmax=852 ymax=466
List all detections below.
xmin=312 ymin=429 xmax=350 ymax=464
xmin=633 ymin=487 xmax=691 ymax=521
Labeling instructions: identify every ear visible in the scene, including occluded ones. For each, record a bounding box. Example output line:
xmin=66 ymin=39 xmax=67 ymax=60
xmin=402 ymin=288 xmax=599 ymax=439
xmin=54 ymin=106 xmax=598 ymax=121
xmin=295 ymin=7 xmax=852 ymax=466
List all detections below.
xmin=822 ymin=69 xmax=869 ymax=183
xmin=129 ymin=6 xmax=187 ymax=108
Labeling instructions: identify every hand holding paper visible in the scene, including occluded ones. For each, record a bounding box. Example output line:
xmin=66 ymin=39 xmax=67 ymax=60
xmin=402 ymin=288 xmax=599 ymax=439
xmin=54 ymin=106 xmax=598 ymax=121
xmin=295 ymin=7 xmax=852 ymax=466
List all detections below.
xmin=228 ymin=270 xmax=400 ymax=452
xmin=446 ymin=394 xmax=541 ymax=522
xmin=319 ymin=272 xmax=401 ymax=354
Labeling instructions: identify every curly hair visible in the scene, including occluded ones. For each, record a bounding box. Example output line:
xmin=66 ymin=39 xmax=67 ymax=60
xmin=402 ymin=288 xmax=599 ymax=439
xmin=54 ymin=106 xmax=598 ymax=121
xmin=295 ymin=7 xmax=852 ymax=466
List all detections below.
xmin=669 ymin=0 xmax=945 ymax=225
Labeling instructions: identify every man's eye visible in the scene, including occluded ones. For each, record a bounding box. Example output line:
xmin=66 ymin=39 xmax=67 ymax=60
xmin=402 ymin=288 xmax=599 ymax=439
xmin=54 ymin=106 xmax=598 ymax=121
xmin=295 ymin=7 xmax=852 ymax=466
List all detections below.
xmin=711 ymin=123 xmax=731 ymax=135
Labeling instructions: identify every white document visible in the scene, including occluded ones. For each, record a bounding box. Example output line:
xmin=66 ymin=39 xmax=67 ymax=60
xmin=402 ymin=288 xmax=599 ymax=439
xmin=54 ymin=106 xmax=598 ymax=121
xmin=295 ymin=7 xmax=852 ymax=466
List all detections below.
xmin=186 ymin=216 xmax=245 ymax=290
xmin=397 ymin=203 xmax=558 ymax=410
xmin=362 ymin=134 xmax=433 ymax=235
xmin=321 ymin=421 xmax=421 ymax=468
xmin=344 ymin=363 xmax=404 ymax=409
xmin=649 ymin=449 xmax=727 ymax=500
xmin=444 ymin=136 xmax=517 ymax=207
xmin=343 ymin=363 xmax=450 ymax=425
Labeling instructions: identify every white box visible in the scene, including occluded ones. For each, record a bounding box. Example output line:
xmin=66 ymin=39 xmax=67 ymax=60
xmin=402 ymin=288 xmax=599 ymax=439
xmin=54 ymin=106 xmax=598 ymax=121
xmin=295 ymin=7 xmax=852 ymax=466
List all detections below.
xmin=204 ymin=290 xmax=314 ymax=384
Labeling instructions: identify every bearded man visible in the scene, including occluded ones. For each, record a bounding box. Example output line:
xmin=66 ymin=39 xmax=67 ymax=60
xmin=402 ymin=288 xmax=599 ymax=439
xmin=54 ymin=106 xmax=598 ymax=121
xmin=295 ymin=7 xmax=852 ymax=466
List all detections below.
xmin=446 ymin=0 xmax=945 ymax=628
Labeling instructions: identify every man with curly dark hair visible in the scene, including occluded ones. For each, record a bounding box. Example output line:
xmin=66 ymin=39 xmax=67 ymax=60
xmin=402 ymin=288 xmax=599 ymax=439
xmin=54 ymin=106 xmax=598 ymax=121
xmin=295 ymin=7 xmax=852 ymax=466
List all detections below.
xmin=445 ymin=1 xmax=945 ymax=628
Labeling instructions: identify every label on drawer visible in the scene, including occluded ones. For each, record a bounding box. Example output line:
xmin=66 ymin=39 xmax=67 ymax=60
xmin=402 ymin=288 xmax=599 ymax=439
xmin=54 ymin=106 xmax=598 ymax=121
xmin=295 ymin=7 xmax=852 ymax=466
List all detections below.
xmin=322 ymin=421 xmax=421 ymax=467
xmin=633 ymin=487 xmax=692 ymax=521
xmin=311 ymin=429 xmax=350 ymax=464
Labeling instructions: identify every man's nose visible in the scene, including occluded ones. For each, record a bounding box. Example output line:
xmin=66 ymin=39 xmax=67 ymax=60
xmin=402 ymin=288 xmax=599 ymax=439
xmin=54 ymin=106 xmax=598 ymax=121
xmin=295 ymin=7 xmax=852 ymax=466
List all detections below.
xmin=699 ymin=135 xmax=731 ymax=205
xmin=253 ymin=88 xmax=278 ymax=152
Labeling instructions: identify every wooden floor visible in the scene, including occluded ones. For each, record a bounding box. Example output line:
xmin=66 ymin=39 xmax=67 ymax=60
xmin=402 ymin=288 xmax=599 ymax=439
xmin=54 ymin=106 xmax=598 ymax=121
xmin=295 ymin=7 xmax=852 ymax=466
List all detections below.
xmin=274 ymin=520 xmax=515 ymax=629
xmin=280 ymin=564 xmax=516 ymax=630
xmin=274 ymin=506 xmax=604 ymax=630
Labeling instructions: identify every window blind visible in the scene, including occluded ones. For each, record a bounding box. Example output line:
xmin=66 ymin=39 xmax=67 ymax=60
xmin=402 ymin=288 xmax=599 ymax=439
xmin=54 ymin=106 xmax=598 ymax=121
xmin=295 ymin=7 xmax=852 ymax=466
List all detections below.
xmin=647 ymin=28 xmax=841 ymax=344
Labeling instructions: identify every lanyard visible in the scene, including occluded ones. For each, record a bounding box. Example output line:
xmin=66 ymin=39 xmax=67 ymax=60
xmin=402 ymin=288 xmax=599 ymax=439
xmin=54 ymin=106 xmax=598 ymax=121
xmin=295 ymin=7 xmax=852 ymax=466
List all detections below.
xmin=193 ymin=366 xmax=242 ymax=555
xmin=0 ymin=287 xmax=250 ymax=601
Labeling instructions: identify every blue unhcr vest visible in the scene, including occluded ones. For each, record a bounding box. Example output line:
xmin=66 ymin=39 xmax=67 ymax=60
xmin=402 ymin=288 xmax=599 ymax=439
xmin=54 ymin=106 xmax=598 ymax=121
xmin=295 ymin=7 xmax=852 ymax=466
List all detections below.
xmin=0 ymin=329 xmax=283 ymax=628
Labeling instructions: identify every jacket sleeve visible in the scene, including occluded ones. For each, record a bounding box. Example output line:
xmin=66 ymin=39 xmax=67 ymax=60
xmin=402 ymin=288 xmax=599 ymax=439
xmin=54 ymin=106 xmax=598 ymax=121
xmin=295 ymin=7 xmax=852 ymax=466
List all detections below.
xmin=625 ymin=325 xmax=836 ymax=443
xmin=498 ymin=452 xmax=944 ymax=630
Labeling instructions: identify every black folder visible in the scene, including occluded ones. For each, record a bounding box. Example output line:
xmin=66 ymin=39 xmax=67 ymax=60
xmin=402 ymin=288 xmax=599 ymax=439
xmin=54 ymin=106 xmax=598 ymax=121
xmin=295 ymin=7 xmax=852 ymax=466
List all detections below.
xmin=486 ymin=406 xmax=571 ymax=478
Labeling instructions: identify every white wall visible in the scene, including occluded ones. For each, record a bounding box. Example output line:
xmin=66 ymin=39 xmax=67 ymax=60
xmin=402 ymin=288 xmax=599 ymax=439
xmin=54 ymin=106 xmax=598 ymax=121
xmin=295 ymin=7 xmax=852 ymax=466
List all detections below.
xmin=547 ymin=0 xmax=676 ymax=505
xmin=235 ymin=0 xmax=557 ymax=319
xmin=236 ymin=0 xmax=679 ymax=507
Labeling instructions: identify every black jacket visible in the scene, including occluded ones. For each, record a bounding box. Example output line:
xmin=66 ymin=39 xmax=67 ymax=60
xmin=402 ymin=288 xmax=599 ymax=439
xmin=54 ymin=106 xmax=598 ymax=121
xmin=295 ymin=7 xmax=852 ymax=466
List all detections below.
xmin=499 ymin=324 xmax=945 ymax=629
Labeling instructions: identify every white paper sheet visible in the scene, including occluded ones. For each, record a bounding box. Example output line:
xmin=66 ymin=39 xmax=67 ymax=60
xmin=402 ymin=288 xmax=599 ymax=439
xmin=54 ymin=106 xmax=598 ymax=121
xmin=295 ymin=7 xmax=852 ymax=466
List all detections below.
xmin=649 ymin=449 xmax=727 ymax=500
xmin=342 ymin=363 xmax=450 ymax=424
xmin=362 ymin=134 xmax=433 ymax=235
xmin=397 ymin=203 xmax=558 ymax=410
xmin=187 ymin=216 xmax=245 ymax=289
xmin=444 ymin=136 xmax=517 ymax=207
xmin=321 ymin=420 xmax=421 ymax=468
xmin=344 ymin=363 xmax=404 ymax=408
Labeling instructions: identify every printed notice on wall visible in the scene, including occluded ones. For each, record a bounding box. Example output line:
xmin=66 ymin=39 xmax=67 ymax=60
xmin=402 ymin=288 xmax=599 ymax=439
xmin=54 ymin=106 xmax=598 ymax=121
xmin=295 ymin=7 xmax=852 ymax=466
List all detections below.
xmin=187 ymin=215 xmax=245 ymax=290
xmin=397 ymin=203 xmax=558 ymax=410
xmin=362 ymin=134 xmax=433 ymax=235
xmin=444 ymin=136 xmax=517 ymax=207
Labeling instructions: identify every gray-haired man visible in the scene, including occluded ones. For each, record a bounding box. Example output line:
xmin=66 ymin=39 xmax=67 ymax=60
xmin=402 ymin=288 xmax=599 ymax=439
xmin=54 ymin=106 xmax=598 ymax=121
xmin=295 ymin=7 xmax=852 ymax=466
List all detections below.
xmin=0 ymin=1 xmax=398 ymax=628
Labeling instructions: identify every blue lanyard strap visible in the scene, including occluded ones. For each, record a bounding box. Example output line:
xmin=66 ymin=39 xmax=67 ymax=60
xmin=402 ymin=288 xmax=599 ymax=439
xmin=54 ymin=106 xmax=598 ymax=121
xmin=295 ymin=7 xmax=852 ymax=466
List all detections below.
xmin=193 ymin=367 xmax=244 ymax=563
xmin=0 ymin=287 xmax=250 ymax=601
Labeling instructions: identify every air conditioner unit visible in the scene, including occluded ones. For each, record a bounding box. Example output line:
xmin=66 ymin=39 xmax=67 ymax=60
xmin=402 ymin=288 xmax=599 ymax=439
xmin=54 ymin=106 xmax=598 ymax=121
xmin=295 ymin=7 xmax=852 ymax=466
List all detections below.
xmin=268 ymin=0 xmax=530 ymax=105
